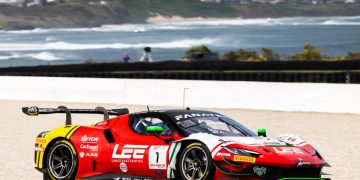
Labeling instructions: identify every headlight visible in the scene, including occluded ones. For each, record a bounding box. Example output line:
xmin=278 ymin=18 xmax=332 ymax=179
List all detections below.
xmin=223 ymin=146 xmax=260 ymax=157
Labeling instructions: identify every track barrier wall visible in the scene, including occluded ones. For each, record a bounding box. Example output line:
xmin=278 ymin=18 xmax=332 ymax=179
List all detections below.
xmin=1 ymin=76 xmax=359 ymax=114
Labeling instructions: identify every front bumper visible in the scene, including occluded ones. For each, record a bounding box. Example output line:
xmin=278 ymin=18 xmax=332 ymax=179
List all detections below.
xmin=214 ymin=162 xmax=329 ymax=180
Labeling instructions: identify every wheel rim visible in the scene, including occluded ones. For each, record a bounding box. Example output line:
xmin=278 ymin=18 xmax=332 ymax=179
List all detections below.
xmin=181 ymin=146 xmax=209 ymax=180
xmin=48 ymin=144 xmax=74 ymax=179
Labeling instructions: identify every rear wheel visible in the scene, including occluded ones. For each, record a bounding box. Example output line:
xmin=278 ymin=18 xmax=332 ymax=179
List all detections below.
xmin=178 ymin=143 xmax=215 ymax=180
xmin=46 ymin=140 xmax=77 ymax=180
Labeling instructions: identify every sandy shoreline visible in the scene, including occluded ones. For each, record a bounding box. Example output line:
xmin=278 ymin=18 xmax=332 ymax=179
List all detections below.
xmin=146 ymin=14 xmax=243 ymax=24
xmin=2 ymin=100 xmax=359 ymax=179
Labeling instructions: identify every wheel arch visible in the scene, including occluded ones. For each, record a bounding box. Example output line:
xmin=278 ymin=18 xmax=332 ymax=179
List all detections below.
xmin=36 ymin=125 xmax=81 ymax=169
xmin=171 ymin=139 xmax=211 ymax=178
xmin=42 ymin=137 xmax=74 ymax=169
xmin=173 ymin=139 xmax=215 ymax=180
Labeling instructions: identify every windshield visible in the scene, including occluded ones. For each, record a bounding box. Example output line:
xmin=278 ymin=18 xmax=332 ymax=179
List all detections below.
xmin=174 ymin=114 xmax=257 ymax=137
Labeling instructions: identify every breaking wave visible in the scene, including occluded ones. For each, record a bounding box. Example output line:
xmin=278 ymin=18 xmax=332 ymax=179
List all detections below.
xmin=323 ymin=20 xmax=360 ymax=25
xmin=28 ymin=52 xmax=61 ymax=61
xmin=162 ymin=16 xmax=360 ymax=26
xmin=0 ymin=16 xmax=359 ymax=35
xmin=0 ymin=24 xmax=198 ymax=34
xmin=0 ymin=38 xmax=219 ymax=51
xmin=0 ymin=52 xmax=62 ymax=61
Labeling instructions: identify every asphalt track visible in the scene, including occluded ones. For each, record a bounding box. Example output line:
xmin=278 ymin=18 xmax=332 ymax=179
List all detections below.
xmin=1 ymin=100 xmax=359 ymax=179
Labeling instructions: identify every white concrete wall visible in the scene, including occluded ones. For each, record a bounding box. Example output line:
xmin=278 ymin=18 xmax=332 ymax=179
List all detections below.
xmin=0 ymin=76 xmax=359 ymax=114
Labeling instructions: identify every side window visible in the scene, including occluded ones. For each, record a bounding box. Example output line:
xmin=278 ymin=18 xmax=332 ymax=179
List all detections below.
xmin=131 ymin=116 xmax=173 ymax=136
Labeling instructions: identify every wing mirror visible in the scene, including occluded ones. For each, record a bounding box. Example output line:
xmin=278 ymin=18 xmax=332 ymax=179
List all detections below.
xmin=146 ymin=126 xmax=174 ymax=143
xmin=257 ymin=128 xmax=267 ymax=137
xmin=146 ymin=126 xmax=164 ymax=134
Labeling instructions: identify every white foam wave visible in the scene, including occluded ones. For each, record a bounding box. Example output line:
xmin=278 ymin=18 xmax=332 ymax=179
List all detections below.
xmin=0 ymin=52 xmax=63 ymax=61
xmin=0 ymin=16 xmax=358 ymax=35
xmin=56 ymin=24 xmax=196 ymax=32
xmin=161 ymin=16 xmax=360 ymax=26
xmin=0 ymin=55 xmax=15 ymax=60
xmin=2 ymin=28 xmax=51 ymax=34
xmin=0 ymin=38 xmax=218 ymax=51
xmin=162 ymin=18 xmax=284 ymax=26
xmin=323 ymin=20 xmax=360 ymax=25
xmin=28 ymin=52 xmax=61 ymax=61
xmin=45 ymin=36 xmax=58 ymax=42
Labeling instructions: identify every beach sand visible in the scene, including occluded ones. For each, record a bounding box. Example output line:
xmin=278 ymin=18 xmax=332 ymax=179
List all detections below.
xmin=146 ymin=14 xmax=242 ymax=24
xmin=1 ymin=100 xmax=359 ymax=179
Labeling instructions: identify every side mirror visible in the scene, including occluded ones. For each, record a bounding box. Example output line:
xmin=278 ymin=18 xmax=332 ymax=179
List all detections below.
xmin=257 ymin=128 xmax=267 ymax=137
xmin=146 ymin=126 xmax=164 ymax=134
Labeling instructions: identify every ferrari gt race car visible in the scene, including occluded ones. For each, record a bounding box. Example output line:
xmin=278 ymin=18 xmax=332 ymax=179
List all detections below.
xmin=23 ymin=106 xmax=330 ymax=180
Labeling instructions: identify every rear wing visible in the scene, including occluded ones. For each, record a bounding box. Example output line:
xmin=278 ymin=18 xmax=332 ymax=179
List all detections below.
xmin=22 ymin=106 xmax=129 ymax=125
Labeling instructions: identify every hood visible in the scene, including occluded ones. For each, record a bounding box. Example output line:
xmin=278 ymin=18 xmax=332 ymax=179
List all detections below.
xmin=184 ymin=133 xmax=299 ymax=150
xmin=182 ymin=133 xmax=324 ymax=167
xmin=222 ymin=136 xmax=288 ymax=147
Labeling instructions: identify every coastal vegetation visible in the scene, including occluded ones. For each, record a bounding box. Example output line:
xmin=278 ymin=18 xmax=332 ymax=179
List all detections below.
xmin=189 ymin=44 xmax=360 ymax=61
xmin=185 ymin=45 xmax=212 ymax=56
xmin=0 ymin=0 xmax=360 ymax=29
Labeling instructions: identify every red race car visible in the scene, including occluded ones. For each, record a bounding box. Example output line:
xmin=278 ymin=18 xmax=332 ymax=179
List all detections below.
xmin=23 ymin=106 xmax=330 ymax=180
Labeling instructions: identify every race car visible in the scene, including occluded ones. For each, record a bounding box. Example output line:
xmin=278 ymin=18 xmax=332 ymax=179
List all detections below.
xmin=23 ymin=106 xmax=330 ymax=180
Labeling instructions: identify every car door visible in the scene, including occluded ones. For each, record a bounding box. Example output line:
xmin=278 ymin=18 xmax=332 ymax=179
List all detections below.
xmin=111 ymin=113 xmax=176 ymax=178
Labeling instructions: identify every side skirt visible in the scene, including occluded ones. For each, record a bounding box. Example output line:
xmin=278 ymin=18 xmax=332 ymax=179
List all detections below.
xmin=77 ymin=173 xmax=167 ymax=180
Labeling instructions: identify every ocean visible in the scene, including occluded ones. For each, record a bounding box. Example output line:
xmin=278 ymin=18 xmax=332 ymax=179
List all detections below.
xmin=0 ymin=16 xmax=360 ymax=67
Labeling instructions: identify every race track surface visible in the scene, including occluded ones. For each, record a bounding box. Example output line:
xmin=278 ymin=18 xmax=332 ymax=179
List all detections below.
xmin=1 ymin=100 xmax=359 ymax=179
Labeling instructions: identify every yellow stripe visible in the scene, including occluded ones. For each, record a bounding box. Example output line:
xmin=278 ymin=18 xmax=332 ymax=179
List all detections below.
xmin=38 ymin=152 xmax=43 ymax=168
xmin=35 ymin=151 xmax=39 ymax=167
xmin=65 ymin=126 xmax=80 ymax=139
xmin=38 ymin=144 xmax=44 ymax=168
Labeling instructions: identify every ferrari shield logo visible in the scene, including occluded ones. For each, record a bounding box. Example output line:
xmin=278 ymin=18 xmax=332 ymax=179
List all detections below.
xmin=253 ymin=166 xmax=267 ymax=177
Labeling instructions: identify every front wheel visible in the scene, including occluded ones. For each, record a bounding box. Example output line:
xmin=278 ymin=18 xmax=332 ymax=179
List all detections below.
xmin=178 ymin=143 xmax=215 ymax=180
xmin=46 ymin=140 xmax=78 ymax=180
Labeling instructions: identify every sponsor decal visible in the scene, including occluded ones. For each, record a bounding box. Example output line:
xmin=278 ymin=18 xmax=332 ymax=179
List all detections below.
xmin=119 ymin=162 xmax=128 ymax=172
xmin=278 ymin=135 xmax=306 ymax=146
xmin=263 ymin=141 xmax=286 ymax=146
xmin=80 ymin=144 xmax=98 ymax=151
xmin=273 ymin=147 xmax=304 ymax=154
xmin=297 ymin=161 xmax=312 ymax=167
xmin=233 ymin=155 xmax=256 ymax=163
xmin=253 ymin=166 xmax=267 ymax=177
xmin=174 ymin=113 xmax=224 ymax=120
xmin=36 ymin=138 xmax=46 ymax=144
xmin=79 ymin=151 xmax=98 ymax=158
xmin=216 ymin=152 xmax=231 ymax=157
xmin=149 ymin=145 xmax=169 ymax=169
xmin=27 ymin=106 xmax=39 ymax=116
xmin=287 ymin=137 xmax=297 ymax=142
xmin=112 ymin=144 xmax=148 ymax=163
xmin=80 ymin=152 xmax=85 ymax=158
xmin=34 ymin=147 xmax=44 ymax=152
xmin=81 ymin=135 xmax=99 ymax=144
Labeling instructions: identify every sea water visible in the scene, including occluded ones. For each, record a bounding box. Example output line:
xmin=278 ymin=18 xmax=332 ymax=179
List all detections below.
xmin=0 ymin=16 xmax=359 ymax=67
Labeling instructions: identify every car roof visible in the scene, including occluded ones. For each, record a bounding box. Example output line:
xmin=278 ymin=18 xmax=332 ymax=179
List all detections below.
xmin=130 ymin=109 xmax=217 ymax=116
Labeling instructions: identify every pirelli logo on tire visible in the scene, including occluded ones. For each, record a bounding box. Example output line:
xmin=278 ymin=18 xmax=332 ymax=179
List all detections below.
xmin=233 ymin=155 xmax=256 ymax=163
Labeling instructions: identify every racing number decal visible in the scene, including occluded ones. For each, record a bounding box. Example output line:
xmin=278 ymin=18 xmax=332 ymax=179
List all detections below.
xmin=149 ymin=145 xmax=169 ymax=169
xmin=156 ymin=152 xmax=159 ymax=163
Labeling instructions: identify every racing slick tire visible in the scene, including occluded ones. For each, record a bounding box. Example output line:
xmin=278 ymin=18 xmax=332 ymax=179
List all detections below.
xmin=178 ymin=142 xmax=215 ymax=180
xmin=46 ymin=140 xmax=78 ymax=180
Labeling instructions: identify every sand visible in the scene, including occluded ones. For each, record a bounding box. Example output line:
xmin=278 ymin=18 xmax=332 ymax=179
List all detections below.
xmin=146 ymin=14 xmax=242 ymax=24
xmin=1 ymin=100 xmax=359 ymax=179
